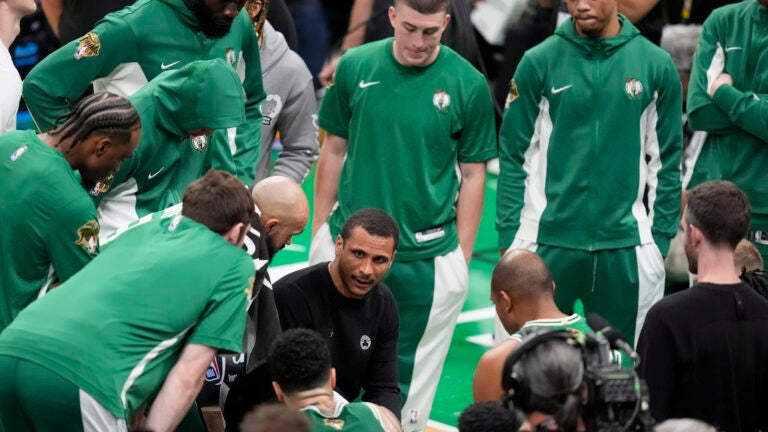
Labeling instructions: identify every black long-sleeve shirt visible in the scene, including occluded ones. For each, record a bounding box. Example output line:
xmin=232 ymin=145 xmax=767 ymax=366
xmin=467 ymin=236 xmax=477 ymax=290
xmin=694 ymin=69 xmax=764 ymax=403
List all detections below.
xmin=274 ymin=262 xmax=401 ymax=418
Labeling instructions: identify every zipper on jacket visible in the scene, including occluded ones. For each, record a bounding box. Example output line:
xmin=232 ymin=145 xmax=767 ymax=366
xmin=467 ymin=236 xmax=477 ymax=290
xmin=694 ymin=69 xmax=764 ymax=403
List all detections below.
xmin=590 ymin=43 xmax=601 ymax=251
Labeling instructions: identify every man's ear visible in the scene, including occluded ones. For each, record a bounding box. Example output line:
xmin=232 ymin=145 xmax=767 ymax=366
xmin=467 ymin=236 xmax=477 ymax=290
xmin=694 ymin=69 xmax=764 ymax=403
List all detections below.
xmin=329 ymin=367 xmax=337 ymax=389
xmin=94 ymin=136 xmax=113 ymax=155
xmin=272 ymin=382 xmax=286 ymax=401
xmin=500 ymin=290 xmax=513 ymax=312
xmin=223 ymin=222 xmax=245 ymax=246
xmin=689 ymin=224 xmax=704 ymax=247
xmin=262 ymin=218 xmax=279 ymax=236
xmin=334 ymin=235 xmax=343 ymax=257
xmin=388 ymin=6 xmax=397 ymax=28
xmin=551 ymin=281 xmax=557 ymax=296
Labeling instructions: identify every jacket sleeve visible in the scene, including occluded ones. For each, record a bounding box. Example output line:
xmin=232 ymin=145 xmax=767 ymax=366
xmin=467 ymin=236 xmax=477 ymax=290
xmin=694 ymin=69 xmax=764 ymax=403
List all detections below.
xmin=271 ymin=73 xmax=319 ymax=184
xmin=361 ymin=292 xmax=401 ymax=419
xmin=22 ymin=15 xmax=139 ymax=132
xmin=710 ymin=85 xmax=768 ymax=142
xmin=686 ymin=13 xmax=741 ymax=135
xmin=231 ymin=15 xmax=266 ymax=185
xmin=496 ymin=54 xmax=542 ymax=250
xmin=650 ymin=57 xmax=683 ymax=257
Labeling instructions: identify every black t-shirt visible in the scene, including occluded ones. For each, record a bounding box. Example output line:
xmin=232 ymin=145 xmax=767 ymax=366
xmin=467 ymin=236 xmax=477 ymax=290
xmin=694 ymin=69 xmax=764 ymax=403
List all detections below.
xmin=274 ymin=262 xmax=401 ymax=418
xmin=637 ymin=282 xmax=768 ymax=431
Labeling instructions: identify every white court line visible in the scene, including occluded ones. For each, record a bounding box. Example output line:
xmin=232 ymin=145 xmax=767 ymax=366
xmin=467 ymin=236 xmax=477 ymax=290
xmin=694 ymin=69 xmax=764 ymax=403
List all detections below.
xmin=456 ymin=306 xmax=496 ymax=324
xmin=427 ymin=419 xmax=459 ymax=432
xmin=465 ymin=333 xmax=495 ymax=348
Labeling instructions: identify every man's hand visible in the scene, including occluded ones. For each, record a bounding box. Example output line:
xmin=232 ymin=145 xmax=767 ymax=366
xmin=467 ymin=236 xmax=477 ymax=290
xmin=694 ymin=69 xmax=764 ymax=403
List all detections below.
xmin=710 ymin=73 xmax=733 ymax=97
xmin=319 ymin=54 xmax=342 ymax=88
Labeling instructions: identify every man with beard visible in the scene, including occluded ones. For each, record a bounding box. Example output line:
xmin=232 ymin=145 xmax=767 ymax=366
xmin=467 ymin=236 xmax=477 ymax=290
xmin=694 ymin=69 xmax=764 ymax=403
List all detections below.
xmin=215 ymin=175 xmax=310 ymax=429
xmin=0 ymin=170 xmax=255 ymax=432
xmin=637 ymin=181 xmax=768 ymax=431
xmin=0 ymin=92 xmax=140 ymax=332
xmin=22 ymin=0 xmax=265 ymax=186
xmin=273 ymin=208 xmax=401 ymax=421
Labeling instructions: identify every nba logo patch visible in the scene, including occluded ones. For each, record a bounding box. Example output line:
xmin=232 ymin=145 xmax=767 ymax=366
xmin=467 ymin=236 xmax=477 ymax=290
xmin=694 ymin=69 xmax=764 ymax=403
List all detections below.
xmin=408 ymin=408 xmax=419 ymax=424
xmin=205 ymin=358 xmax=220 ymax=382
xmin=226 ymin=48 xmax=236 ymax=66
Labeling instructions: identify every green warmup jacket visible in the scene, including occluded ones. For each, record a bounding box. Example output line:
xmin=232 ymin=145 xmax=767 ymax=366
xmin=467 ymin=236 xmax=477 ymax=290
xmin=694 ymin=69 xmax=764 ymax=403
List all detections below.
xmin=497 ymin=15 xmax=682 ymax=255
xmin=95 ymin=59 xmax=245 ymax=236
xmin=686 ymin=0 xmax=768 ymax=217
xmin=22 ymin=0 xmax=264 ymax=185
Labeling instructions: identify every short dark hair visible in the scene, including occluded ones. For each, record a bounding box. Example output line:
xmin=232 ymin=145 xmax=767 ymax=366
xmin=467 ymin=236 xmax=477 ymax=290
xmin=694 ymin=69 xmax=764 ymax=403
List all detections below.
xmin=50 ymin=92 xmax=140 ymax=153
xmin=239 ymin=403 xmax=310 ymax=432
xmin=394 ymin=0 xmax=449 ymax=14
xmin=458 ymin=401 xmax=520 ymax=432
xmin=268 ymin=329 xmax=331 ymax=395
xmin=340 ymin=208 xmax=400 ymax=250
xmin=685 ymin=181 xmax=751 ymax=249
xmin=182 ymin=170 xmax=254 ymax=234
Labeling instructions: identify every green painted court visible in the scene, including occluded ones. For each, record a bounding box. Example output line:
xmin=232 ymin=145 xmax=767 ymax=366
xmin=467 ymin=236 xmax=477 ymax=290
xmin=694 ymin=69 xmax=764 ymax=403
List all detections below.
xmin=269 ymin=165 xmax=501 ymax=430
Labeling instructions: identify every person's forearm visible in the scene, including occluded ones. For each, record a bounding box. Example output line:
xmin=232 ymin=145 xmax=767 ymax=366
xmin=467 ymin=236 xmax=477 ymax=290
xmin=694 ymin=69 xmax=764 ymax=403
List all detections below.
xmin=312 ymin=134 xmax=346 ymax=235
xmin=456 ymin=162 xmax=487 ymax=264
xmin=144 ymin=373 xmax=205 ymax=432
xmin=342 ymin=0 xmax=374 ymax=51
xmin=145 ymin=346 xmax=214 ymax=432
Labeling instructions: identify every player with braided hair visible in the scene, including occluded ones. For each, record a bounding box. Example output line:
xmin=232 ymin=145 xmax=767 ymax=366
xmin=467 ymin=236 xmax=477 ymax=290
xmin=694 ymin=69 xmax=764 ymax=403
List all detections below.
xmin=0 ymin=91 xmax=140 ymax=332
xmin=735 ymin=239 xmax=768 ymax=301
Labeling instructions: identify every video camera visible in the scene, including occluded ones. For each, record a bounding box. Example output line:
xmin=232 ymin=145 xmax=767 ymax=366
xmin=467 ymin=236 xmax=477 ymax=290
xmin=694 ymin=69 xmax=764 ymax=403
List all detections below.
xmin=501 ymin=314 xmax=655 ymax=432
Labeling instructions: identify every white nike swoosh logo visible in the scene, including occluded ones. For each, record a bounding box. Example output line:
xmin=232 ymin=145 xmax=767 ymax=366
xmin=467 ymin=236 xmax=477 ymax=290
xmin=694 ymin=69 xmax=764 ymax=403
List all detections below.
xmin=161 ymin=61 xmax=181 ymax=70
xmin=551 ymin=85 xmax=573 ymax=94
xmin=148 ymin=167 xmax=165 ymax=180
xmin=359 ymin=80 xmax=381 ymax=88
xmin=724 ymin=46 xmax=742 ymax=52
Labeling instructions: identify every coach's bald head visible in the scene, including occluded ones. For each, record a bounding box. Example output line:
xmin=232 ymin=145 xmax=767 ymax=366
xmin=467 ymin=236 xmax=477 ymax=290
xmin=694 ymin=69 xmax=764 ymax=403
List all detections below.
xmin=491 ymin=249 xmax=557 ymax=333
xmin=252 ymin=176 xmax=309 ymax=256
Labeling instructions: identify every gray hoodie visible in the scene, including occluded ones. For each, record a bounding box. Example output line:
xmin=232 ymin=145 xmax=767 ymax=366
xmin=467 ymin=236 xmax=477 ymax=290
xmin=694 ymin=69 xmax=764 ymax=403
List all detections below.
xmin=255 ymin=21 xmax=319 ymax=184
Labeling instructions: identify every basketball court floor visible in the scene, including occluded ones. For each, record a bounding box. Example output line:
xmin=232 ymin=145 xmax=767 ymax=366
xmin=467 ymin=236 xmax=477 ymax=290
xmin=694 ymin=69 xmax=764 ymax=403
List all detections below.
xmin=268 ymin=166 xmax=501 ymax=430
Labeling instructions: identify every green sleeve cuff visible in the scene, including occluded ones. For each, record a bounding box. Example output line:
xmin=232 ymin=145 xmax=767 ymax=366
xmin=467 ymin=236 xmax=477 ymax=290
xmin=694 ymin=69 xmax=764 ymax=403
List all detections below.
xmin=498 ymin=229 xmax=518 ymax=251
xmin=653 ymin=234 xmax=672 ymax=258
xmin=712 ymin=84 xmax=742 ymax=116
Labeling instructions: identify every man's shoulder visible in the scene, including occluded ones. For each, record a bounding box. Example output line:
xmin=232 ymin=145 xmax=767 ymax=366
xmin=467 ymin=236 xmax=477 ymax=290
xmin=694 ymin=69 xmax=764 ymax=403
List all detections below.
xmin=708 ymin=0 xmax=752 ymax=22
xmin=274 ymin=262 xmax=329 ymax=291
xmin=526 ymin=34 xmax=570 ymax=59
xmin=648 ymin=289 xmax=695 ymax=315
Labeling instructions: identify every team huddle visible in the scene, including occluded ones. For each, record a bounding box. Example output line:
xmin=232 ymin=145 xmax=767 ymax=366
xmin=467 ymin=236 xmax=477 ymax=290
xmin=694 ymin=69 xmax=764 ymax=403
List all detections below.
xmin=1 ymin=0 xmax=768 ymax=430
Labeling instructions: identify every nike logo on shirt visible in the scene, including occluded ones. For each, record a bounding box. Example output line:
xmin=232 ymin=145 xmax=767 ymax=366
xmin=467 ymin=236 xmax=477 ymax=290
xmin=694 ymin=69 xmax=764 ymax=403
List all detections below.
xmin=161 ymin=61 xmax=181 ymax=70
xmin=359 ymin=80 xmax=381 ymax=88
xmin=551 ymin=85 xmax=573 ymax=94
xmin=148 ymin=167 xmax=165 ymax=180
xmin=724 ymin=46 xmax=743 ymax=52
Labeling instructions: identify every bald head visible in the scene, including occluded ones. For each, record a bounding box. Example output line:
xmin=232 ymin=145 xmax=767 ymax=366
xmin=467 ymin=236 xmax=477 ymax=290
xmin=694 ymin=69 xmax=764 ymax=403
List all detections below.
xmin=251 ymin=176 xmax=310 ymax=256
xmin=252 ymin=176 xmax=308 ymax=221
xmin=491 ymin=250 xmax=554 ymax=303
